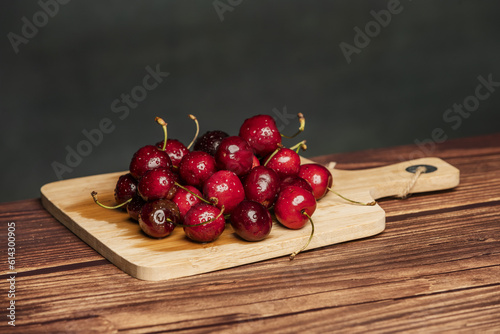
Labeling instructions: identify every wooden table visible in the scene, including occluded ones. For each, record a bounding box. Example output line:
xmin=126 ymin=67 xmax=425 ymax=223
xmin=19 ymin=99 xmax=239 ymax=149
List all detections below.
xmin=2 ymin=133 xmax=499 ymax=333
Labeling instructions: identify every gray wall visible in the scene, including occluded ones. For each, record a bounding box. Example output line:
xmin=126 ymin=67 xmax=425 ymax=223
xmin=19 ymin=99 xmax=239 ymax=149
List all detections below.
xmin=1 ymin=0 xmax=499 ymax=203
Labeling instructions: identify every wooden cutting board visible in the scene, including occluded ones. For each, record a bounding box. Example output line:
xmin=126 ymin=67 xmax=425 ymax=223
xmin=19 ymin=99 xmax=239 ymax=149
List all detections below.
xmin=40 ymin=157 xmax=459 ymax=281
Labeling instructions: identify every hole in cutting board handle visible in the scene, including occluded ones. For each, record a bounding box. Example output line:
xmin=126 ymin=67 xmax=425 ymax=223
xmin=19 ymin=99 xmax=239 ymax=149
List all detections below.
xmin=405 ymin=164 xmax=437 ymax=174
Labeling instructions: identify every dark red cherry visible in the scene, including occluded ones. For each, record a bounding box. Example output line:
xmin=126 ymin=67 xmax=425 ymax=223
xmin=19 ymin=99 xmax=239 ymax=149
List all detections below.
xmin=183 ymin=203 xmax=225 ymax=243
xmin=156 ymin=139 xmax=189 ymax=169
xmin=138 ymin=199 xmax=180 ymax=238
xmin=179 ymin=151 xmax=217 ymax=187
xmin=280 ymin=176 xmax=313 ymax=194
xmin=298 ymin=163 xmax=333 ymax=200
xmin=215 ymin=136 xmax=254 ymax=177
xmin=137 ymin=167 xmax=177 ymax=201
xmin=239 ymin=114 xmax=282 ymax=157
xmin=114 ymin=173 xmax=137 ymax=205
xmin=230 ymin=200 xmax=273 ymax=241
xmin=126 ymin=195 xmax=146 ymax=221
xmin=172 ymin=185 xmax=203 ymax=220
xmin=193 ymin=130 xmax=229 ymax=156
xmin=274 ymin=185 xmax=316 ymax=230
xmin=129 ymin=145 xmax=172 ymax=179
xmin=203 ymin=170 xmax=245 ymax=214
xmin=264 ymin=148 xmax=301 ymax=179
xmin=243 ymin=166 xmax=280 ymax=209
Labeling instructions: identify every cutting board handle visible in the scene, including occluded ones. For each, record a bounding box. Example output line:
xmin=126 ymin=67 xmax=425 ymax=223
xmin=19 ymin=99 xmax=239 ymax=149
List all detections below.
xmin=330 ymin=157 xmax=460 ymax=200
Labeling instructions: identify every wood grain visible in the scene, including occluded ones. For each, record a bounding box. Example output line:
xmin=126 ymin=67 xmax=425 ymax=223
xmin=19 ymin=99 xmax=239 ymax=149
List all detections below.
xmin=1 ymin=134 xmax=499 ymax=333
xmin=39 ymin=157 xmax=458 ymax=281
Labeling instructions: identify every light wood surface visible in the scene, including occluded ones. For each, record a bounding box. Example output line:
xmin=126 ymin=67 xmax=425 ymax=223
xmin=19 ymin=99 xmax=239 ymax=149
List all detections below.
xmin=40 ymin=157 xmax=459 ymax=281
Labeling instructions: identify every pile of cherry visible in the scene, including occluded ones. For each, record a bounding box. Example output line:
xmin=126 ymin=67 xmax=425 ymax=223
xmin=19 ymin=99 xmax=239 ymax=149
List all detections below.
xmin=92 ymin=113 xmax=374 ymax=259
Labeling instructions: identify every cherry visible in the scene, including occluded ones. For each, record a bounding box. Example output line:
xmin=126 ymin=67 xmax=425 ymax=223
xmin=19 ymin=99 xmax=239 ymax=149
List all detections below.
xmin=274 ymin=185 xmax=316 ymax=230
xmin=138 ymin=199 xmax=180 ymax=238
xmin=179 ymin=151 xmax=217 ymax=187
xmin=203 ymin=170 xmax=245 ymax=214
xmin=126 ymin=195 xmax=146 ymax=221
xmin=156 ymin=139 xmax=189 ymax=169
xmin=137 ymin=167 xmax=177 ymax=201
xmin=114 ymin=173 xmax=138 ymax=205
xmin=264 ymin=147 xmax=301 ymax=179
xmin=298 ymin=163 xmax=333 ymax=200
xmin=251 ymin=155 xmax=260 ymax=169
xmin=172 ymin=185 xmax=203 ymax=220
xmin=193 ymin=130 xmax=229 ymax=156
xmin=230 ymin=200 xmax=273 ymax=242
xmin=280 ymin=175 xmax=313 ymax=194
xmin=243 ymin=166 xmax=280 ymax=209
xmin=183 ymin=203 xmax=225 ymax=243
xmin=215 ymin=136 xmax=254 ymax=177
xmin=239 ymin=114 xmax=282 ymax=157
xmin=129 ymin=145 xmax=172 ymax=180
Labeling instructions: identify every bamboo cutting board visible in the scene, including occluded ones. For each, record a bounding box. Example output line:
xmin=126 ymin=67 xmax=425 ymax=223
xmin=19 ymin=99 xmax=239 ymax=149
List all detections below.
xmin=40 ymin=157 xmax=459 ymax=281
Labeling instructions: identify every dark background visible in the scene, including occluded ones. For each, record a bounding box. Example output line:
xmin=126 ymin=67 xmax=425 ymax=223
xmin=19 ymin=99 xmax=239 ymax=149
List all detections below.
xmin=1 ymin=0 xmax=499 ymax=203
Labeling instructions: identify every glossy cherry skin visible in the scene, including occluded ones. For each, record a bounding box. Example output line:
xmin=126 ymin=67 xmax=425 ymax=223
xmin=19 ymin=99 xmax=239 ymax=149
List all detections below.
xmin=172 ymin=185 xmax=203 ymax=220
xmin=129 ymin=145 xmax=172 ymax=180
xmin=243 ymin=166 xmax=280 ymax=209
xmin=203 ymin=170 xmax=245 ymax=214
xmin=179 ymin=151 xmax=217 ymax=187
xmin=280 ymin=176 xmax=313 ymax=194
xmin=183 ymin=203 xmax=225 ymax=243
xmin=126 ymin=195 xmax=145 ymax=221
xmin=193 ymin=130 xmax=229 ymax=156
xmin=137 ymin=167 xmax=177 ymax=201
xmin=239 ymin=114 xmax=282 ymax=157
xmin=138 ymin=199 xmax=180 ymax=238
xmin=114 ymin=173 xmax=137 ymax=205
xmin=298 ymin=163 xmax=333 ymax=200
xmin=230 ymin=200 xmax=273 ymax=241
xmin=215 ymin=136 xmax=254 ymax=177
xmin=274 ymin=185 xmax=317 ymax=230
xmin=264 ymin=148 xmax=301 ymax=179
xmin=156 ymin=139 xmax=189 ymax=169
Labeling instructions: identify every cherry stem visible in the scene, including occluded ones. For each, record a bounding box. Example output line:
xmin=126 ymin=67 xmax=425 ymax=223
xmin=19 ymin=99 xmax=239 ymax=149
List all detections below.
xmin=186 ymin=114 xmax=199 ymax=150
xmin=263 ymin=143 xmax=284 ymax=166
xmin=327 ymin=188 xmax=377 ymax=206
xmin=174 ymin=182 xmax=212 ymax=205
xmin=155 ymin=117 xmax=168 ymax=151
xmin=289 ymin=140 xmax=307 ymax=154
xmin=281 ymin=113 xmax=306 ymax=139
xmin=290 ymin=210 xmax=315 ymax=260
xmin=91 ymin=191 xmax=132 ymax=209
xmin=174 ymin=206 xmax=225 ymax=227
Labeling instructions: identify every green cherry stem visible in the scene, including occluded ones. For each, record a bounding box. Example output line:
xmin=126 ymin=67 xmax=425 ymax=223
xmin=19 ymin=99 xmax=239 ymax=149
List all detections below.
xmin=91 ymin=191 xmax=132 ymax=209
xmin=174 ymin=182 xmax=212 ymax=205
xmin=263 ymin=143 xmax=284 ymax=166
xmin=155 ymin=117 xmax=168 ymax=151
xmin=289 ymin=140 xmax=307 ymax=154
xmin=290 ymin=210 xmax=315 ymax=260
xmin=186 ymin=114 xmax=200 ymax=150
xmin=327 ymin=188 xmax=377 ymax=206
xmin=281 ymin=113 xmax=306 ymax=139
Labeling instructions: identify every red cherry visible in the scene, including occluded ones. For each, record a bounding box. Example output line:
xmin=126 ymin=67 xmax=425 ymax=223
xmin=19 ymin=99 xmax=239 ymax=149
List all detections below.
xmin=239 ymin=114 xmax=282 ymax=157
xmin=183 ymin=203 xmax=226 ymax=243
xmin=264 ymin=147 xmax=301 ymax=179
xmin=298 ymin=163 xmax=333 ymax=200
xmin=203 ymin=170 xmax=245 ymax=214
xmin=230 ymin=200 xmax=273 ymax=241
xmin=138 ymin=199 xmax=180 ymax=238
xmin=172 ymin=185 xmax=203 ymax=220
xmin=126 ymin=195 xmax=145 ymax=221
xmin=114 ymin=173 xmax=138 ymax=205
xmin=251 ymin=155 xmax=260 ymax=169
xmin=156 ymin=139 xmax=189 ymax=169
xmin=129 ymin=145 xmax=172 ymax=179
xmin=280 ymin=175 xmax=313 ymax=194
xmin=215 ymin=136 xmax=254 ymax=177
xmin=274 ymin=185 xmax=316 ymax=230
xmin=179 ymin=151 xmax=217 ymax=187
xmin=243 ymin=166 xmax=280 ymax=209
xmin=137 ymin=167 xmax=177 ymax=201
xmin=193 ymin=130 xmax=229 ymax=156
